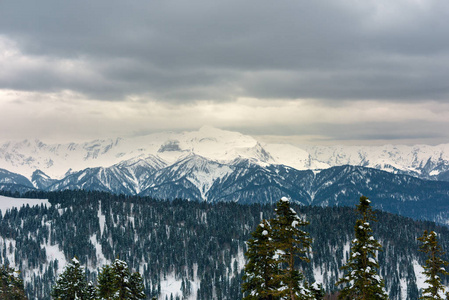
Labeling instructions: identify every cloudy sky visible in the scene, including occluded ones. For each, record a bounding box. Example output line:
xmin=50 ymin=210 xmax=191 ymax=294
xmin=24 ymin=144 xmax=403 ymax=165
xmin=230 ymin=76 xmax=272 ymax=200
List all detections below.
xmin=1 ymin=0 xmax=449 ymax=145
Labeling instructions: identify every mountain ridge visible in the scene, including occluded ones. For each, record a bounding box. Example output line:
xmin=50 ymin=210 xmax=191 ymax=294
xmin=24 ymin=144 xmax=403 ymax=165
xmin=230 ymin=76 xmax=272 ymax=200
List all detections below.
xmin=2 ymin=161 xmax=449 ymax=225
xmin=2 ymin=127 xmax=449 ymax=224
xmin=1 ymin=127 xmax=449 ymax=181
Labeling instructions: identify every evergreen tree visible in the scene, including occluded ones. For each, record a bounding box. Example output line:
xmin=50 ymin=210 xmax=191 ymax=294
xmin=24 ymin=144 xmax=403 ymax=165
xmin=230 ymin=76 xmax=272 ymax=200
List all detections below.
xmin=111 ymin=259 xmax=133 ymax=299
xmin=97 ymin=264 xmax=116 ymax=299
xmin=51 ymin=257 xmax=87 ymax=300
xmin=417 ymin=230 xmax=449 ymax=299
xmin=0 ymin=264 xmax=27 ymax=300
xmin=309 ymin=282 xmax=325 ymax=300
xmin=129 ymin=272 xmax=146 ymax=300
xmin=271 ymin=197 xmax=313 ymax=300
xmin=336 ymin=196 xmax=388 ymax=300
xmin=85 ymin=281 xmax=97 ymax=300
xmin=242 ymin=219 xmax=279 ymax=299
xmin=97 ymin=259 xmax=144 ymax=300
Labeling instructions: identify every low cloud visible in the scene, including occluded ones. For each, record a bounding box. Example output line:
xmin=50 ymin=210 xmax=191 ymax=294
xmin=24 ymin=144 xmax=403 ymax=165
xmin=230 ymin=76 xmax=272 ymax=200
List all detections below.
xmin=1 ymin=91 xmax=448 ymax=145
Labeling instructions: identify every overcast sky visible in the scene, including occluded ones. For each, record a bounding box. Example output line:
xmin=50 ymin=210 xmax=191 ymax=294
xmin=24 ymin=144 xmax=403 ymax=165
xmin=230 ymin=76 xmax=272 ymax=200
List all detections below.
xmin=1 ymin=0 xmax=449 ymax=145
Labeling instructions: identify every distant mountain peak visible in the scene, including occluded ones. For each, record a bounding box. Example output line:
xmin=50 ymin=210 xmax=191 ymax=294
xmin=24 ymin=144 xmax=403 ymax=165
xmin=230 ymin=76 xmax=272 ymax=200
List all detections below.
xmin=158 ymin=140 xmax=183 ymax=153
xmin=0 ymin=127 xmax=449 ymax=183
xmin=197 ymin=125 xmax=226 ymax=134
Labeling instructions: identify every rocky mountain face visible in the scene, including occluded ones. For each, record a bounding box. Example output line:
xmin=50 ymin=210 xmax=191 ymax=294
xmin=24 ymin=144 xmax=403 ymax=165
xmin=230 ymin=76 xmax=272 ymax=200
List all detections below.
xmin=1 ymin=127 xmax=449 ymax=223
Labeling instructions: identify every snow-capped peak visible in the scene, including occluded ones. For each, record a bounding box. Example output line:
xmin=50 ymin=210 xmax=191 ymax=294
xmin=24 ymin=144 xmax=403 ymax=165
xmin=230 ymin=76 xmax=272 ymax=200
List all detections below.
xmin=1 ymin=127 xmax=449 ymax=183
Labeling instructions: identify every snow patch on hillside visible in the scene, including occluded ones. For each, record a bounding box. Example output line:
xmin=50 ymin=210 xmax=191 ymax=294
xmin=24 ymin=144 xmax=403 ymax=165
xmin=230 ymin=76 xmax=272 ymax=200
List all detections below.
xmin=413 ymin=260 xmax=429 ymax=292
xmin=98 ymin=202 xmax=106 ymax=236
xmin=186 ymin=163 xmax=232 ymax=201
xmin=0 ymin=195 xmax=50 ymax=215
xmin=159 ymin=247 xmax=245 ymax=300
xmin=413 ymin=259 xmax=449 ymax=297
xmin=313 ymin=265 xmax=324 ymax=284
xmin=90 ymin=234 xmax=108 ymax=268
xmin=0 ymin=238 xmax=16 ymax=266
xmin=399 ymin=277 xmax=406 ymax=300
xmin=43 ymin=244 xmax=68 ymax=275
xmin=159 ymin=274 xmax=200 ymax=300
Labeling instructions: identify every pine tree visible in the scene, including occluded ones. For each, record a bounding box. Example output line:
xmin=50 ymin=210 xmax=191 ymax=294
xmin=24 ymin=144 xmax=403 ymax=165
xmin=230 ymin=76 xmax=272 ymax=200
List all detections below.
xmin=309 ymin=282 xmax=325 ymax=300
xmin=271 ymin=197 xmax=313 ymax=300
xmin=242 ymin=219 xmax=279 ymax=299
xmin=0 ymin=264 xmax=27 ymax=300
xmin=336 ymin=196 xmax=388 ymax=300
xmin=129 ymin=272 xmax=146 ymax=300
xmin=112 ymin=259 xmax=131 ymax=300
xmin=97 ymin=264 xmax=115 ymax=299
xmin=417 ymin=230 xmax=449 ymax=299
xmin=111 ymin=259 xmax=133 ymax=299
xmin=51 ymin=257 xmax=88 ymax=300
xmin=85 ymin=281 xmax=97 ymax=300
xmin=97 ymin=259 xmax=144 ymax=300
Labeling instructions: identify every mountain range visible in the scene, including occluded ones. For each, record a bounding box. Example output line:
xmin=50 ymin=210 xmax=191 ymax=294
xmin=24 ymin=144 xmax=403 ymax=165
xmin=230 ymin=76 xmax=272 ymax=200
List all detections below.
xmin=1 ymin=126 xmax=449 ymax=224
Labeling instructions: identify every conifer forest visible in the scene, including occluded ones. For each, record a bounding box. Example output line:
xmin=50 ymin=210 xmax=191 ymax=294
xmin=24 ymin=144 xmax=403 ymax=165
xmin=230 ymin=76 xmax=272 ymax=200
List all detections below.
xmin=0 ymin=190 xmax=448 ymax=299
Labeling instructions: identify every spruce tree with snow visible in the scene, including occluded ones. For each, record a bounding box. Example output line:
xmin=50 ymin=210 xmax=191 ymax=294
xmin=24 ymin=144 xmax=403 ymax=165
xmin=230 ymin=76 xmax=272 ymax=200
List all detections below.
xmin=51 ymin=257 xmax=88 ymax=300
xmin=85 ymin=281 xmax=97 ymax=300
xmin=418 ymin=230 xmax=449 ymax=299
xmin=111 ymin=259 xmax=133 ymax=299
xmin=0 ymin=264 xmax=27 ymax=300
xmin=242 ymin=219 xmax=279 ymax=299
xmin=129 ymin=272 xmax=146 ymax=300
xmin=271 ymin=197 xmax=313 ymax=300
xmin=309 ymin=282 xmax=325 ymax=300
xmin=336 ymin=196 xmax=388 ymax=300
xmin=97 ymin=259 xmax=145 ymax=300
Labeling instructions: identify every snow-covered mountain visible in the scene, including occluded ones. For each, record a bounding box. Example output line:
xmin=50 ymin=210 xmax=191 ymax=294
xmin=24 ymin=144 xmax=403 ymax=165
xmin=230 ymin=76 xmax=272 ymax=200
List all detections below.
xmin=1 ymin=126 xmax=449 ymax=224
xmin=1 ymin=126 xmax=448 ymax=182
xmin=2 ymin=161 xmax=449 ymax=225
xmin=301 ymin=143 xmax=449 ymax=180
xmin=0 ymin=127 xmax=271 ymax=179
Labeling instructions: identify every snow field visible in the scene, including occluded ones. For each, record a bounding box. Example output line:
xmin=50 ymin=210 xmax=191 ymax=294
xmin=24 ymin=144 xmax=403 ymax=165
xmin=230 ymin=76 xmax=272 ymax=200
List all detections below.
xmin=0 ymin=195 xmax=50 ymax=215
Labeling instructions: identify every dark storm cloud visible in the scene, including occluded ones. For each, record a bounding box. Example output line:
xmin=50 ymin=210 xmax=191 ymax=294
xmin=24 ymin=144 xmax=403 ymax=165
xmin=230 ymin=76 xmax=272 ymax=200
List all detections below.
xmin=2 ymin=0 xmax=449 ymax=102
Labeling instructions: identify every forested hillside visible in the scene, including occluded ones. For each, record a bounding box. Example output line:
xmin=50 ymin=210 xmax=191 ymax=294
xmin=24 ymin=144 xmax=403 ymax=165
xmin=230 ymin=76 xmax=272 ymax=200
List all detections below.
xmin=0 ymin=190 xmax=448 ymax=299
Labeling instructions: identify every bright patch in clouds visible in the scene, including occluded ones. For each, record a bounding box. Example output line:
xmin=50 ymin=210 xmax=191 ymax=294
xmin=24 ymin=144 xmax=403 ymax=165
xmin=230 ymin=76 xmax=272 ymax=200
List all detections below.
xmin=1 ymin=89 xmax=449 ymax=145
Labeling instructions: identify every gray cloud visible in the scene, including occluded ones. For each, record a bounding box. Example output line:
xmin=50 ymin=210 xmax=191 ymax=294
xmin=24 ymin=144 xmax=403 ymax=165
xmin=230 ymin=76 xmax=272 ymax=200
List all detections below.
xmin=238 ymin=120 xmax=449 ymax=146
xmin=1 ymin=0 xmax=449 ymax=103
xmin=1 ymin=0 xmax=449 ymax=145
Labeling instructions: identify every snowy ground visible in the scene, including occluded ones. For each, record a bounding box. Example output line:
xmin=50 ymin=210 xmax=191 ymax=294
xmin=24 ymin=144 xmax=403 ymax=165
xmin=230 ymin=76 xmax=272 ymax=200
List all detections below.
xmin=0 ymin=195 xmax=50 ymax=215
xmin=413 ymin=260 xmax=428 ymax=292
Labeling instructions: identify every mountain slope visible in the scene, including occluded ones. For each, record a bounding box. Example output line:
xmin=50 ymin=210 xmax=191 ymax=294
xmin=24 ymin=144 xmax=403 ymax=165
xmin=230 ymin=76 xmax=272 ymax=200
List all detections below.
xmin=0 ymin=168 xmax=34 ymax=193
xmin=31 ymin=170 xmax=57 ymax=190
xmin=2 ymin=160 xmax=449 ymax=224
xmin=140 ymin=154 xmax=233 ymax=201
xmin=1 ymin=191 xmax=448 ymax=300
xmin=300 ymin=143 xmax=449 ymax=180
